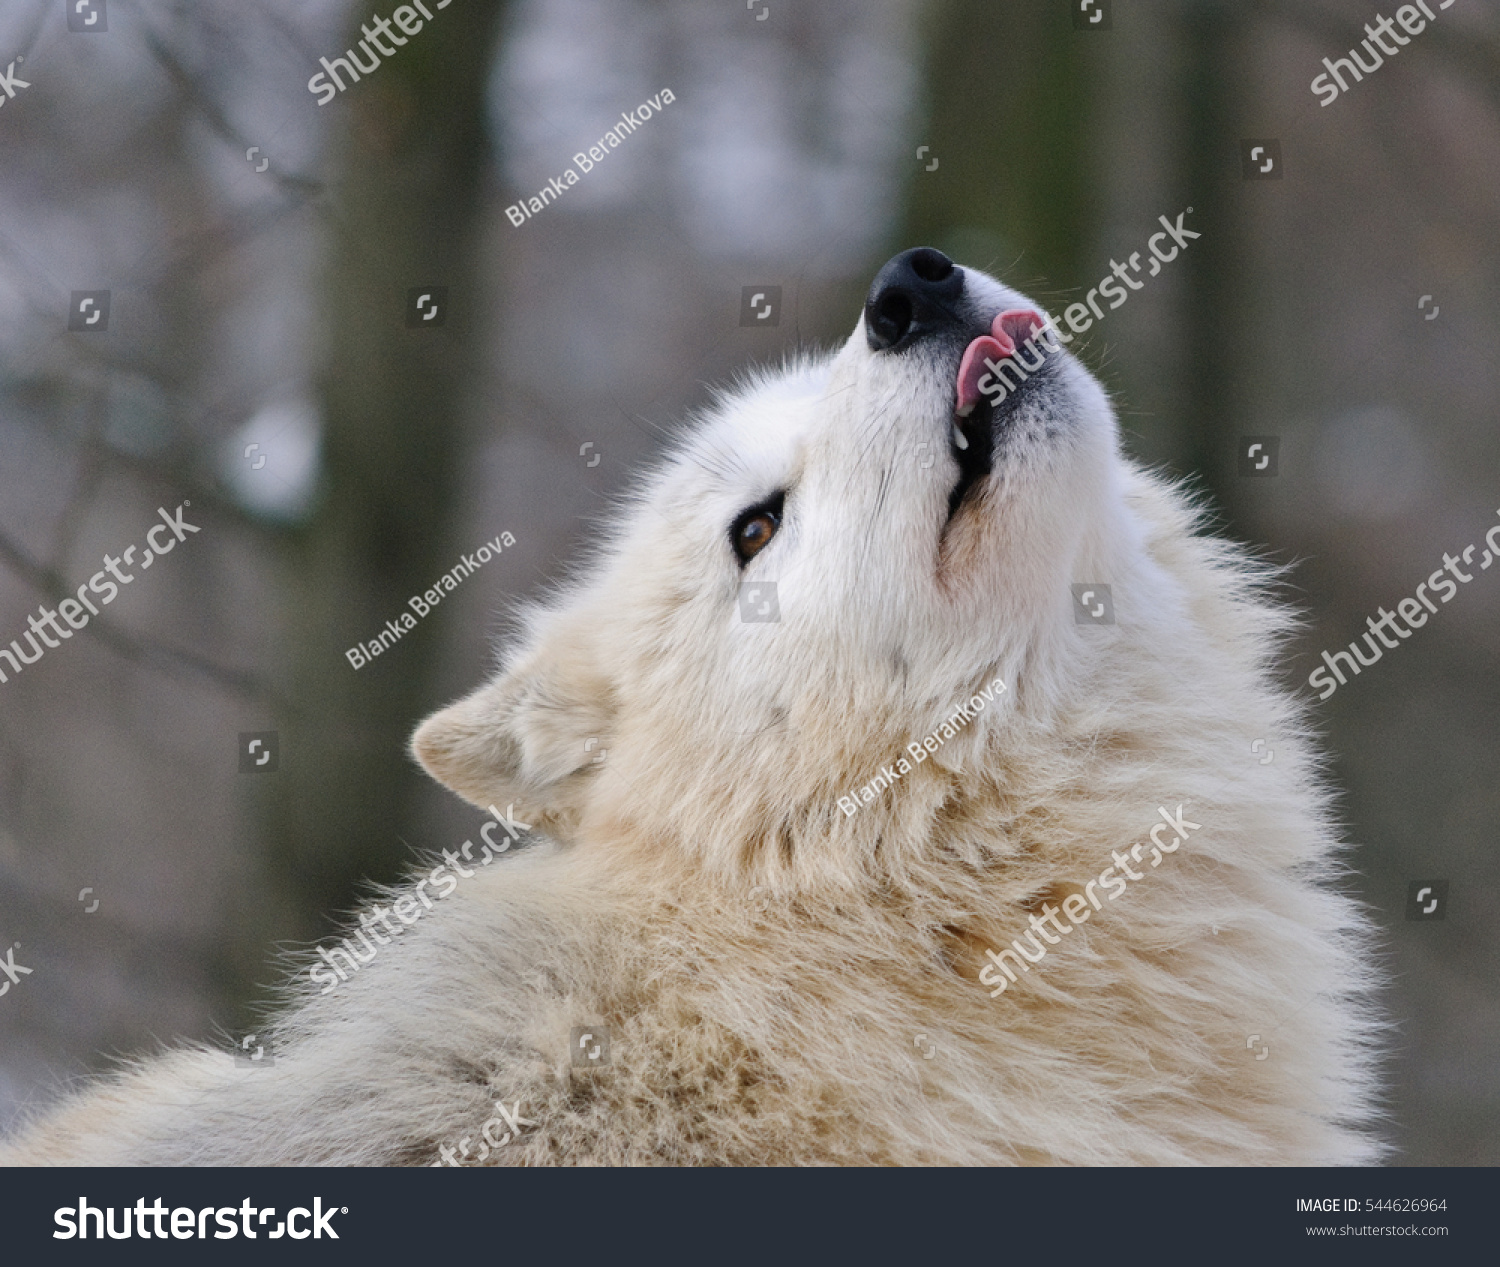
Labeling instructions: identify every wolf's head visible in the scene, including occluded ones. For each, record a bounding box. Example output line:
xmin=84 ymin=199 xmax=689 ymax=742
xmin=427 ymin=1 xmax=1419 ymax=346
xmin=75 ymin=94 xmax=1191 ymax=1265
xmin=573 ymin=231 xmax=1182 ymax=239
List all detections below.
xmin=414 ymin=248 xmax=1149 ymax=883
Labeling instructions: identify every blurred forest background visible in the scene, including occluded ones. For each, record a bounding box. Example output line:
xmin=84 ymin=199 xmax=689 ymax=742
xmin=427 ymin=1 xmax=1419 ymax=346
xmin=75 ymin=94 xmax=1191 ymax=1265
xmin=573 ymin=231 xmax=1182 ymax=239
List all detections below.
xmin=1 ymin=0 xmax=1496 ymax=1164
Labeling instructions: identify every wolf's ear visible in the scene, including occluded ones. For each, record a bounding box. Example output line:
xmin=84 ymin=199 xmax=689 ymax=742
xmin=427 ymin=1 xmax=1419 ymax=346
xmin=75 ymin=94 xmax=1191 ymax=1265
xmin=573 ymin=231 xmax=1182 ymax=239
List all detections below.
xmin=410 ymin=622 xmax=613 ymax=829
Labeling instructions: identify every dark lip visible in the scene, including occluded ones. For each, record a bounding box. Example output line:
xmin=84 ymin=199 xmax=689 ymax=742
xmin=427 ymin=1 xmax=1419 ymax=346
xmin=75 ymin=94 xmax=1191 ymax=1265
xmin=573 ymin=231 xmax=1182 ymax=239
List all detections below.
xmin=946 ymin=395 xmax=994 ymax=523
xmin=942 ymin=322 xmax=1054 ymax=525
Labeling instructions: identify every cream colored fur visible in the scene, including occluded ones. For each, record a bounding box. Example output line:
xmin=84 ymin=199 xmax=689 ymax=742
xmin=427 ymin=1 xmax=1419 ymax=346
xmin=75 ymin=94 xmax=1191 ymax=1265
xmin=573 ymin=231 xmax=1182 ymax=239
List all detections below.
xmin=2 ymin=263 xmax=1383 ymax=1166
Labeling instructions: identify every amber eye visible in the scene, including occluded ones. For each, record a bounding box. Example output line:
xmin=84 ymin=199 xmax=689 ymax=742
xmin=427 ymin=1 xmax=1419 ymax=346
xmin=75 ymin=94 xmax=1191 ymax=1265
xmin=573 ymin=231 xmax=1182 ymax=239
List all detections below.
xmin=729 ymin=492 xmax=785 ymax=565
xmin=736 ymin=513 xmax=777 ymax=558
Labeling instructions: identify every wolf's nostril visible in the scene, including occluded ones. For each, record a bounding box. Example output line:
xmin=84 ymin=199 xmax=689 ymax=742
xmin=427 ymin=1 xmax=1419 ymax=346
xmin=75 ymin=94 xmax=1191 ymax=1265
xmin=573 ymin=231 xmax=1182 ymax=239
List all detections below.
xmin=864 ymin=247 xmax=964 ymax=352
xmin=869 ymin=293 xmax=914 ymax=349
xmin=908 ymin=248 xmax=954 ymax=284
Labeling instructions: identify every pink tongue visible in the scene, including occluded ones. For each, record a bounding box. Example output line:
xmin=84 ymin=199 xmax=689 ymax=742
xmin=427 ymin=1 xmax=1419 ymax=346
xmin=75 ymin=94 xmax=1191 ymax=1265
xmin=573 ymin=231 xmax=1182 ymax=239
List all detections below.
xmin=954 ymin=309 xmax=1047 ymax=415
xmin=955 ymin=334 xmax=1010 ymax=415
xmin=995 ymin=308 xmax=1045 ymax=347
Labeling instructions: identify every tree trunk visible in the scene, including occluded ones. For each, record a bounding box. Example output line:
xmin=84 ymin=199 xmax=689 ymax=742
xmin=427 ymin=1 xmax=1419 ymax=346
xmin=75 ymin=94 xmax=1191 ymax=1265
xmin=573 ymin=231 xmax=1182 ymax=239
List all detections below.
xmin=254 ymin=2 xmax=510 ymax=970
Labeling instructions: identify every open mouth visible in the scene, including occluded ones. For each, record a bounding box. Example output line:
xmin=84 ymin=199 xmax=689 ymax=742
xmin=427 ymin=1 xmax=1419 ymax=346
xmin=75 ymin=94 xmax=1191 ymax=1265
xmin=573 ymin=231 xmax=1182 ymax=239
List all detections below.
xmin=945 ymin=308 xmax=1050 ymax=522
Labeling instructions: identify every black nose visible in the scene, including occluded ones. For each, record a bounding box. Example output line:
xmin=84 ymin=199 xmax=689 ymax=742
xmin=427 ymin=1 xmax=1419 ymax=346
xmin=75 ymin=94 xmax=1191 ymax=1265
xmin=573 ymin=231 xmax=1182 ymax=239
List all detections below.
xmin=864 ymin=247 xmax=964 ymax=352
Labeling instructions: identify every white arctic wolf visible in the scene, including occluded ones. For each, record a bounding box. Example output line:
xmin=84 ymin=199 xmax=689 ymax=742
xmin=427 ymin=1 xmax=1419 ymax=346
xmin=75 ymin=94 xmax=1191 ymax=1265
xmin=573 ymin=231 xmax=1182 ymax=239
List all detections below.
xmin=4 ymin=249 xmax=1382 ymax=1166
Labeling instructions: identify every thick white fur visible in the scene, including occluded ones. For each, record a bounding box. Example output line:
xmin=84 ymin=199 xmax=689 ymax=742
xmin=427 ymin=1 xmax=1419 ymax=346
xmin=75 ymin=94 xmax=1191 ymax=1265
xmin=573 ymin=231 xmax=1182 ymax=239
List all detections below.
xmin=2 ymin=264 xmax=1383 ymax=1166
